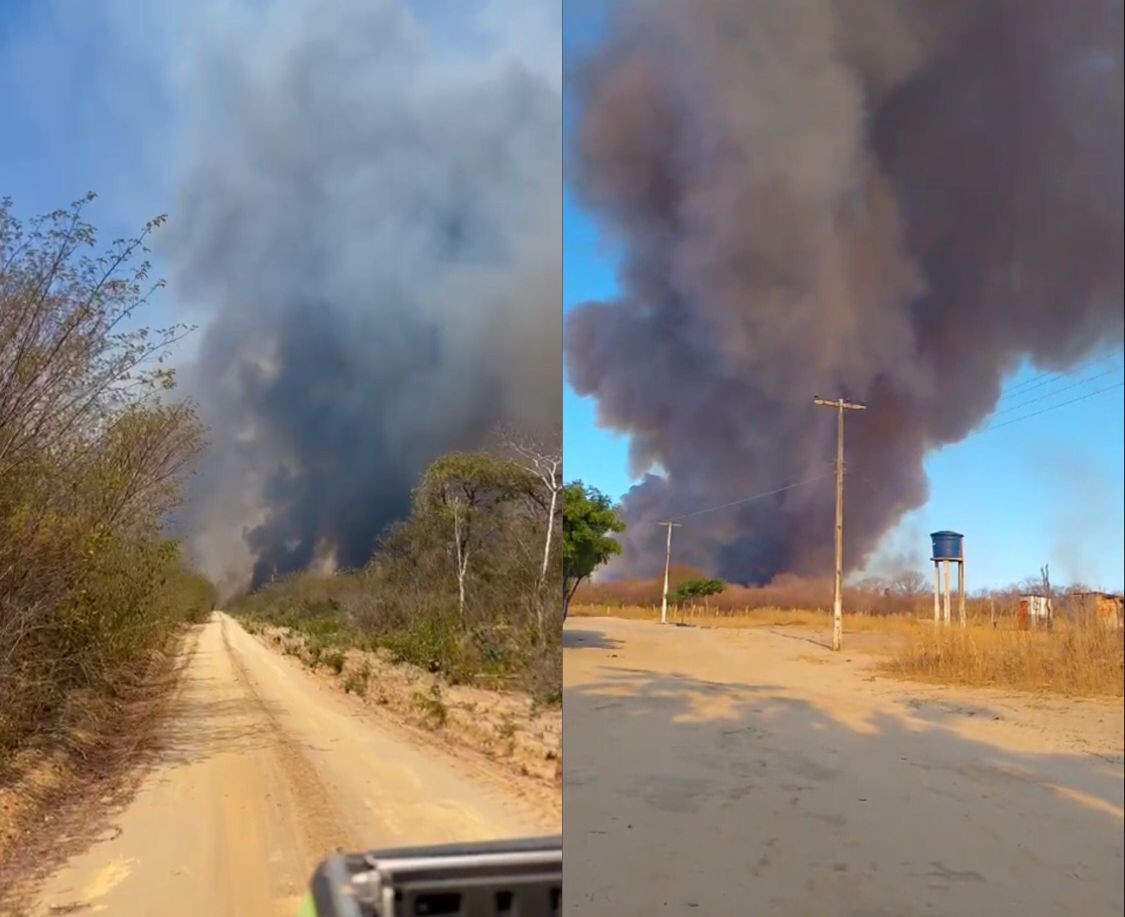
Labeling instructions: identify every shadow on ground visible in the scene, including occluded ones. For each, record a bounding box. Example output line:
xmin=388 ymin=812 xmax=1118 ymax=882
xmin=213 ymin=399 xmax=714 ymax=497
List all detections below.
xmin=563 ymin=620 xmax=1124 ymax=917
xmin=765 ymin=626 xmax=834 ymax=650
xmin=563 ymin=629 xmax=622 ymax=651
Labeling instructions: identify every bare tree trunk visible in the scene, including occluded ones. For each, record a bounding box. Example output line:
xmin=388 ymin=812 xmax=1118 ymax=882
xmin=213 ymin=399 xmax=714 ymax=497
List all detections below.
xmin=541 ymin=483 xmax=557 ymax=583
xmin=453 ymin=502 xmax=469 ymax=619
xmin=534 ymin=480 xmax=559 ymax=640
xmin=500 ymin=432 xmax=561 ymax=643
xmin=563 ymin=577 xmax=582 ymax=622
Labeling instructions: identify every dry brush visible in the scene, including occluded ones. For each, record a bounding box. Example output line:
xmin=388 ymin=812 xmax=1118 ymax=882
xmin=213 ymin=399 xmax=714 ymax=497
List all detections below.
xmin=0 ymin=197 xmax=211 ymax=761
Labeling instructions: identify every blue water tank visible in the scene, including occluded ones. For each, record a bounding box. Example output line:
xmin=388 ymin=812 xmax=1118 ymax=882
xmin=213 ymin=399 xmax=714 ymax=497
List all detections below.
xmin=930 ymin=531 xmax=964 ymax=561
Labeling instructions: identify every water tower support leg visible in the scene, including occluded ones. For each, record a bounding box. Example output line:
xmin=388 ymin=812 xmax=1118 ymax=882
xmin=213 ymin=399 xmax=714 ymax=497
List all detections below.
xmin=957 ymin=561 xmax=966 ymax=628
xmin=942 ymin=561 xmax=951 ymax=625
xmin=933 ymin=563 xmax=941 ymax=625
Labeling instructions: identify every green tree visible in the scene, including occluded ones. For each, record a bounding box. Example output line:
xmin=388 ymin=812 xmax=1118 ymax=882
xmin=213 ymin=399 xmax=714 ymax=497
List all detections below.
xmin=562 ymin=482 xmax=626 ymax=619
xmin=670 ymin=578 xmax=726 ymax=607
xmin=415 ymin=451 xmax=538 ymax=620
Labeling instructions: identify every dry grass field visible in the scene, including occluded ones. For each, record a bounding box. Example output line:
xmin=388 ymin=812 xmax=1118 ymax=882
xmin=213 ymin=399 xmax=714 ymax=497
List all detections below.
xmin=570 ymin=602 xmax=927 ymax=633
xmin=569 ymin=603 xmax=1124 ymax=698
xmin=883 ymin=617 xmax=1124 ymax=697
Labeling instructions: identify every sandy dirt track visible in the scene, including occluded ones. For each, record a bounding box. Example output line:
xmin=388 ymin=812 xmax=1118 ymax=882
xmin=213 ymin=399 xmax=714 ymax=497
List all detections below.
xmin=8 ymin=613 xmax=554 ymax=916
xmin=563 ymin=617 xmax=1124 ymax=917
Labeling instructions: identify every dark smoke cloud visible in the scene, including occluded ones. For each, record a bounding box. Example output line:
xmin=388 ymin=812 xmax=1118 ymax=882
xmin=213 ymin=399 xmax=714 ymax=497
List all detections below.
xmin=566 ymin=0 xmax=1123 ymax=583
xmin=168 ymin=0 xmax=560 ymax=591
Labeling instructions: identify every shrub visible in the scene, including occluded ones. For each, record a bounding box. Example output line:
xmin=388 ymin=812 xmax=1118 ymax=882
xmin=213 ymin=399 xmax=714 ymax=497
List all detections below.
xmin=343 ymin=661 xmax=371 ymax=696
xmin=413 ymin=683 xmax=448 ymax=728
xmin=324 ymin=650 xmax=346 ymax=675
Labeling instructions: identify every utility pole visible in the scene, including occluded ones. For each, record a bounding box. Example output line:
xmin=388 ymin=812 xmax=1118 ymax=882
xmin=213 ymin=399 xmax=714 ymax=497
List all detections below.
xmin=814 ymin=396 xmax=867 ymax=651
xmin=658 ymin=521 xmax=681 ymax=625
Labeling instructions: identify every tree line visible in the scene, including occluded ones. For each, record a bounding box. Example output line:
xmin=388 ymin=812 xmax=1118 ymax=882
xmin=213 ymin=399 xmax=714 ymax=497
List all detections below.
xmin=231 ymin=437 xmax=566 ymax=700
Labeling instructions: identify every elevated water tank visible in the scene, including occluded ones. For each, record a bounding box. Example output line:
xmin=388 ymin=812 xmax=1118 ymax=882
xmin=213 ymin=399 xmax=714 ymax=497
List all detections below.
xmin=930 ymin=531 xmax=964 ymax=561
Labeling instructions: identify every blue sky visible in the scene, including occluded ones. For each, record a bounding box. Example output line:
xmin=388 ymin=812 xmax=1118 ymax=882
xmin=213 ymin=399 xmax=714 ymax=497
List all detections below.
xmin=1 ymin=1 xmax=191 ymax=348
xmin=561 ymin=3 xmax=1125 ymax=591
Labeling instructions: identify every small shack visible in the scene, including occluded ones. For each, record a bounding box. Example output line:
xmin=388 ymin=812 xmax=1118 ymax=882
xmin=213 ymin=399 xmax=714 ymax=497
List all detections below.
xmin=1072 ymin=592 xmax=1124 ymax=631
xmin=1018 ymin=594 xmax=1052 ymax=630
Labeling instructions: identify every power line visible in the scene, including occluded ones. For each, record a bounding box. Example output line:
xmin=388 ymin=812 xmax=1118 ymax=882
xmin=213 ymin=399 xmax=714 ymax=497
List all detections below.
xmin=1000 ymin=366 xmax=1072 ymax=397
xmin=669 ymin=467 xmax=834 ymax=522
xmin=988 ymin=365 xmax=1124 ymax=418
xmin=656 ymin=367 xmax=1117 ymax=530
xmin=1000 ymin=367 xmax=1074 ymax=397
xmin=667 ymin=376 xmax=1118 ymax=519
xmin=981 ymin=380 xmax=1124 ymax=433
xmin=999 ymin=356 xmax=1122 ymax=402
xmin=998 ymin=353 xmax=1121 ymax=398
xmin=849 ymin=471 xmax=890 ymax=500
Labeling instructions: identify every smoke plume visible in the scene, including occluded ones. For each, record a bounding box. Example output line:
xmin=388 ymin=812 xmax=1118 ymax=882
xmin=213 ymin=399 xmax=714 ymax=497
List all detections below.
xmin=168 ymin=0 xmax=560 ymax=591
xmin=566 ymin=0 xmax=1123 ymax=582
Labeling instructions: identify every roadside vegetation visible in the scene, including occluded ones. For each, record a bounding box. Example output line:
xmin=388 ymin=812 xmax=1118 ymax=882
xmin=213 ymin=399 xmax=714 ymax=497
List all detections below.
xmin=0 ymin=196 xmax=213 ymax=766
xmin=231 ymin=441 xmax=563 ymax=704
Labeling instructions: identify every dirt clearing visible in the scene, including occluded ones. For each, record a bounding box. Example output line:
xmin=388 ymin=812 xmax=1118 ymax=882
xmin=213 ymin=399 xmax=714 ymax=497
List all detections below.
xmin=2 ymin=613 xmax=556 ymax=916
xmin=564 ymin=616 xmax=1123 ymax=916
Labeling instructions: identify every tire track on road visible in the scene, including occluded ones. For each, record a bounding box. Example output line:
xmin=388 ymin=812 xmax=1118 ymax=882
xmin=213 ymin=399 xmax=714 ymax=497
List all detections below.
xmin=218 ymin=616 xmax=357 ymax=866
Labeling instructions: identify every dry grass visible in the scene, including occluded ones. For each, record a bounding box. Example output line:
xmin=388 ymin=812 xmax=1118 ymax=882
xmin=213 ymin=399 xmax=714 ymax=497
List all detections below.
xmin=573 ymin=570 xmax=941 ymax=618
xmin=883 ymin=619 xmax=1125 ymax=697
xmin=569 ymin=603 xmax=924 ymax=634
xmin=571 ymin=603 xmax=1125 ymax=697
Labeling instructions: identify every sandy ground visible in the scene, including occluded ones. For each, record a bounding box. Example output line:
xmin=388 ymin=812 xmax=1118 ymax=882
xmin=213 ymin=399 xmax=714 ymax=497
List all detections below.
xmin=254 ymin=624 xmax=561 ymax=782
xmin=4 ymin=613 xmax=554 ymax=916
xmin=563 ymin=617 xmax=1124 ymax=917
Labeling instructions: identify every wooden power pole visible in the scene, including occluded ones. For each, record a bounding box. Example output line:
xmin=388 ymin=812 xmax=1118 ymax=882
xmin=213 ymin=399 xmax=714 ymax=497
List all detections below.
xmin=658 ymin=521 xmax=681 ymax=625
xmin=814 ymin=396 xmax=866 ymax=651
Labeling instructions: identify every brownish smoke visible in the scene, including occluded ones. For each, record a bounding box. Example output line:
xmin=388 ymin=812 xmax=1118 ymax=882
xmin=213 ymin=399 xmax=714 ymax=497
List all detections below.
xmin=565 ymin=0 xmax=1124 ymax=583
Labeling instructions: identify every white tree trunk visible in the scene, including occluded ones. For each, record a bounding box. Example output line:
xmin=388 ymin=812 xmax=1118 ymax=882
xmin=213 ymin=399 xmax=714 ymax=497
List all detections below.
xmin=500 ymin=437 xmax=562 ymax=640
xmin=453 ymin=501 xmax=469 ymax=619
xmin=541 ymin=482 xmax=557 ymax=582
xmin=535 ymin=474 xmax=559 ymax=639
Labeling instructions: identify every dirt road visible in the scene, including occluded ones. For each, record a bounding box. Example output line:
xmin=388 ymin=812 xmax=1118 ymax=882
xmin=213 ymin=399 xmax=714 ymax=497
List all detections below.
xmin=10 ymin=613 xmax=554 ymax=916
xmin=564 ymin=617 xmax=1124 ymax=917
